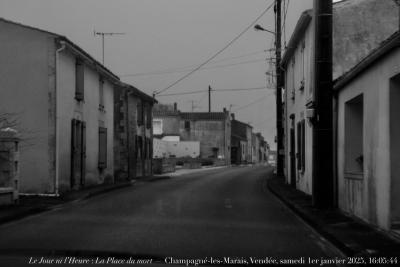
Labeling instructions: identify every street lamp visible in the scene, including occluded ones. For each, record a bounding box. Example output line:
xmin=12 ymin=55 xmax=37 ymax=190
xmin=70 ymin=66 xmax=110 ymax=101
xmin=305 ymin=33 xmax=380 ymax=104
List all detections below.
xmin=254 ymin=17 xmax=284 ymax=178
xmin=254 ymin=24 xmax=276 ymax=35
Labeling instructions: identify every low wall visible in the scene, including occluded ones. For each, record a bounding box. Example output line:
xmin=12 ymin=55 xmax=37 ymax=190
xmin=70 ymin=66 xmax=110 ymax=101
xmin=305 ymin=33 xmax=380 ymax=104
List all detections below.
xmin=153 ymin=158 xmax=176 ymax=174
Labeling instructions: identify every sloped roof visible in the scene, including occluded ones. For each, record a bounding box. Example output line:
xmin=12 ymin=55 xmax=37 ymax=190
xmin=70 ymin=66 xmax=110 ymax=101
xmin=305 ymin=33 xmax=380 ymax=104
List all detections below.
xmin=334 ymin=31 xmax=400 ymax=90
xmin=117 ymin=82 xmax=157 ymax=103
xmin=232 ymin=119 xmax=252 ymax=129
xmin=180 ymin=112 xmax=228 ymax=121
xmin=153 ymin=110 xmax=180 ymax=117
xmin=0 ymin=17 xmax=119 ymax=82
xmin=281 ymin=10 xmax=312 ymax=67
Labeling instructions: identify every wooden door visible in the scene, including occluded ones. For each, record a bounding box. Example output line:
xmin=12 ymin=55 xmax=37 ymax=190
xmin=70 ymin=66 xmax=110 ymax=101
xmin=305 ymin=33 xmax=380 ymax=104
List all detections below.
xmin=71 ymin=119 xmax=86 ymax=189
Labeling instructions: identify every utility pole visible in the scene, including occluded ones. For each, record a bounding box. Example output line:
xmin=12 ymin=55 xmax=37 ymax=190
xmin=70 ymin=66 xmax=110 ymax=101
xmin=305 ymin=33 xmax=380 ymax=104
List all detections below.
xmin=312 ymin=0 xmax=334 ymax=208
xmin=275 ymin=0 xmax=284 ymax=177
xmin=94 ymin=31 xmax=125 ymax=65
xmin=208 ymin=85 xmax=212 ymax=112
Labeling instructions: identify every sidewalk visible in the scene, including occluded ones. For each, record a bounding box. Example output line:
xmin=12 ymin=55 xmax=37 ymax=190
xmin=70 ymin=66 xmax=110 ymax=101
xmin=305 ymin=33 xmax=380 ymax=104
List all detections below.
xmin=0 ymin=179 xmax=136 ymax=225
xmin=155 ymin=165 xmax=228 ymax=177
xmin=0 ymin=166 xmax=228 ymax=225
xmin=267 ymin=174 xmax=400 ymax=257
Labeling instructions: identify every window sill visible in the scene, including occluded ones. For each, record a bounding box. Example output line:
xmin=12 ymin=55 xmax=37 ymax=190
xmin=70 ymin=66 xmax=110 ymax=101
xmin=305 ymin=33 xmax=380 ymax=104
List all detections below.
xmin=344 ymin=172 xmax=364 ymax=180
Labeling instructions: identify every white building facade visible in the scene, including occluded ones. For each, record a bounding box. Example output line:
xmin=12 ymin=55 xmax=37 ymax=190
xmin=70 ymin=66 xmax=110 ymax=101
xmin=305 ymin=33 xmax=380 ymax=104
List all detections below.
xmin=0 ymin=18 xmax=118 ymax=194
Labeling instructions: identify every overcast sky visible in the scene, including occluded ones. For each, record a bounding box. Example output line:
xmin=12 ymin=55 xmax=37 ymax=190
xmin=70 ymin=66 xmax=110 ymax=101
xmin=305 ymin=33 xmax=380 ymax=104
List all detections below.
xmin=0 ymin=0 xmax=318 ymax=149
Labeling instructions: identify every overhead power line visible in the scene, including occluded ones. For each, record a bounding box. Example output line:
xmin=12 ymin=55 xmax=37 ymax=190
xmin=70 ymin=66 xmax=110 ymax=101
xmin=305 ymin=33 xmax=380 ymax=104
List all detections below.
xmin=157 ymin=86 xmax=271 ymax=97
xmin=232 ymin=95 xmax=271 ymax=112
xmin=155 ymin=0 xmax=275 ymax=95
xmin=120 ymin=50 xmax=268 ymax=77
xmin=122 ymin=58 xmax=270 ymax=78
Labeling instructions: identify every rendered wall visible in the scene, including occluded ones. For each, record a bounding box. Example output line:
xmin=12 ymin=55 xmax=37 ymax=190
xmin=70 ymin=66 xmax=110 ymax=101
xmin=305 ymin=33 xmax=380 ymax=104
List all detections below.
xmin=57 ymin=49 xmax=114 ymax=192
xmin=337 ymin=49 xmax=400 ymax=230
xmin=0 ymin=21 xmax=55 ymax=193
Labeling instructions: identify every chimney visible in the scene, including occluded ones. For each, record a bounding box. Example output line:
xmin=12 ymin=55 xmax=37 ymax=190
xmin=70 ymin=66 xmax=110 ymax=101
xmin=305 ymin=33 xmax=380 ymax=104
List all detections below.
xmin=174 ymin=102 xmax=177 ymax=111
xmin=231 ymin=113 xmax=235 ymax=121
xmin=223 ymin=107 xmax=227 ymax=113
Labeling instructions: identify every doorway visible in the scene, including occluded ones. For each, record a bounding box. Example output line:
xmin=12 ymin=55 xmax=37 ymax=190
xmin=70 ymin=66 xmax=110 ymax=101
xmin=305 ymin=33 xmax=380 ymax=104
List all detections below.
xmin=71 ymin=119 xmax=86 ymax=189
xmin=290 ymin=114 xmax=296 ymax=187
xmin=390 ymin=76 xmax=400 ymax=230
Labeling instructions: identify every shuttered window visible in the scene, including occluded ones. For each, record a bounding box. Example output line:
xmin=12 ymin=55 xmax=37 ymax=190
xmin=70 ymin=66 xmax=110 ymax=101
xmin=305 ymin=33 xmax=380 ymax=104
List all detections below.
xmin=301 ymin=120 xmax=305 ymax=171
xmin=146 ymin=104 xmax=152 ymax=129
xmin=297 ymin=122 xmax=301 ymax=170
xmin=99 ymin=77 xmax=104 ymax=109
xmin=75 ymin=59 xmax=84 ymax=101
xmin=98 ymin=127 xmax=107 ymax=169
xmin=297 ymin=120 xmax=306 ymax=172
xmin=137 ymin=103 xmax=144 ymax=126
xmin=136 ymin=136 xmax=143 ymax=159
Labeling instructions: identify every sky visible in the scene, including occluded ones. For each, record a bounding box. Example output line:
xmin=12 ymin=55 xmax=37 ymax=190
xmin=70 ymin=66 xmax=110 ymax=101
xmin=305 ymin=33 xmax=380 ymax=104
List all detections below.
xmin=0 ymin=0 xmax=317 ymax=149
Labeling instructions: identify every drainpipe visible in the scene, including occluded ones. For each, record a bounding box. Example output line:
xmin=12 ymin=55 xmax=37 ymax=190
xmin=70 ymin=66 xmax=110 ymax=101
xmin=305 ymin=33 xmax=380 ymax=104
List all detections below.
xmin=55 ymin=41 xmax=66 ymax=196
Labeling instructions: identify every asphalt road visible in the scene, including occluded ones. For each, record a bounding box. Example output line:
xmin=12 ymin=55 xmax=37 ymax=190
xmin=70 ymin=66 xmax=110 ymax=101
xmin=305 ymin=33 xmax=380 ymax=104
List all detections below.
xmin=0 ymin=166 xmax=342 ymax=266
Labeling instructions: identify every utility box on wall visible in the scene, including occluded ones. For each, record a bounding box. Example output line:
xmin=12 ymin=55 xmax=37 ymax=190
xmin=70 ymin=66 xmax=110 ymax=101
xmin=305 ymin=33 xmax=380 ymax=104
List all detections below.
xmin=0 ymin=128 xmax=19 ymax=205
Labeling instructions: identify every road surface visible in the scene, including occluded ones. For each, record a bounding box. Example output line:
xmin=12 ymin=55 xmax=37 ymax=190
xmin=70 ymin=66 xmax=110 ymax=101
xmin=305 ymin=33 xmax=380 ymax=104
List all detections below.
xmin=0 ymin=166 xmax=341 ymax=266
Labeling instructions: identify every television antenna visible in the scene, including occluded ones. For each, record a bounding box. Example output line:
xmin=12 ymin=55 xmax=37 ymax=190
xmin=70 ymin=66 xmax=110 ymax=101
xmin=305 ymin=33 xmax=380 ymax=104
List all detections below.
xmin=94 ymin=30 xmax=125 ymax=65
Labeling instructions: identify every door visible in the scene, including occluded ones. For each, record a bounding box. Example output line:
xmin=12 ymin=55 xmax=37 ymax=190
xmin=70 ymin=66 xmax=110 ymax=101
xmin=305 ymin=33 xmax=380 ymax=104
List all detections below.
xmin=290 ymin=128 xmax=296 ymax=187
xmin=71 ymin=119 xmax=86 ymax=189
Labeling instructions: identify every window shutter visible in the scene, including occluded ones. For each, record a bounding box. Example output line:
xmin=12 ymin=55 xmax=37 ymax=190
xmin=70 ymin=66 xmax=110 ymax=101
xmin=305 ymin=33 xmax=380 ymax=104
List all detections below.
xmin=98 ymin=127 xmax=107 ymax=169
xmin=75 ymin=60 xmax=84 ymax=101
xmin=297 ymin=122 xmax=301 ymax=170
xmin=70 ymin=119 xmax=77 ymax=187
xmin=137 ymin=103 xmax=143 ymax=126
xmin=81 ymin=122 xmax=86 ymax=185
xmin=99 ymin=77 xmax=104 ymax=108
xmin=146 ymin=104 xmax=152 ymax=129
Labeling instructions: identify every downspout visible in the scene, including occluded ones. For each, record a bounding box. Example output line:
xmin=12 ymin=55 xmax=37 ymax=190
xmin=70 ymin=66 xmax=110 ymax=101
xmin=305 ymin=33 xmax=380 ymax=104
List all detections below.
xmin=55 ymin=41 xmax=66 ymax=196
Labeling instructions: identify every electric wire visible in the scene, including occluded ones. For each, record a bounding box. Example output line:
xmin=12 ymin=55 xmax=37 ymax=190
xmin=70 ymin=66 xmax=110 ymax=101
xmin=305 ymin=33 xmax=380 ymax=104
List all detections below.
xmin=122 ymin=58 xmax=270 ymax=78
xmin=155 ymin=0 xmax=275 ymax=95
xmin=120 ymin=50 xmax=268 ymax=77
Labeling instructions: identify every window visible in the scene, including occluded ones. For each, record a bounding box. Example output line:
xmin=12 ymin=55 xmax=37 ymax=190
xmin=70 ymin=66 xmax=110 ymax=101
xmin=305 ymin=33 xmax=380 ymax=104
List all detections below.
xmin=300 ymin=40 xmax=305 ymax=91
xmin=136 ymin=136 xmax=143 ymax=159
xmin=184 ymin=121 xmax=190 ymax=130
xmin=99 ymin=77 xmax=104 ymax=109
xmin=137 ymin=102 xmax=144 ymax=126
xmin=345 ymin=94 xmax=364 ymax=176
xmin=296 ymin=120 xmax=305 ymax=172
xmin=146 ymin=104 xmax=152 ymax=129
xmin=75 ymin=59 xmax=84 ymax=101
xmin=98 ymin=127 xmax=107 ymax=169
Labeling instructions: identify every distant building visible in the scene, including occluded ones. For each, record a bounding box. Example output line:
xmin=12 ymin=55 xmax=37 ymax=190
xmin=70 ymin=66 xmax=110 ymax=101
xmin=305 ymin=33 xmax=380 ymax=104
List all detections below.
xmin=0 ymin=18 xmax=119 ymax=194
xmin=230 ymin=115 xmax=252 ymax=165
xmin=180 ymin=111 xmax=231 ymax=164
xmin=114 ymin=83 xmax=157 ymax=180
xmin=153 ymin=103 xmax=231 ymax=165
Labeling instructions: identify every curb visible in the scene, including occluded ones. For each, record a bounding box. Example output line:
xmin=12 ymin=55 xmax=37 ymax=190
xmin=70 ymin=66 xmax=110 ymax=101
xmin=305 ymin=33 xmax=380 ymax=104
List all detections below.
xmin=0 ymin=206 xmax=51 ymax=225
xmin=0 ymin=181 xmax=135 ymax=226
xmin=266 ymin=179 xmax=356 ymax=257
xmin=80 ymin=181 xmax=134 ymax=201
